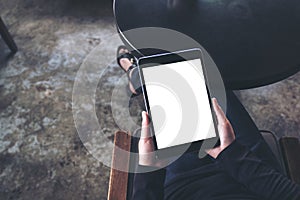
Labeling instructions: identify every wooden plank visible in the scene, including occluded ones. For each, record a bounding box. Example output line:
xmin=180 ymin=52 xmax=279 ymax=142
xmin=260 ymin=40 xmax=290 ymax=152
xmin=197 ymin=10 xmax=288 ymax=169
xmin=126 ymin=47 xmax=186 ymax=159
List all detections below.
xmin=279 ymin=137 xmax=300 ymax=184
xmin=108 ymin=131 xmax=131 ymax=200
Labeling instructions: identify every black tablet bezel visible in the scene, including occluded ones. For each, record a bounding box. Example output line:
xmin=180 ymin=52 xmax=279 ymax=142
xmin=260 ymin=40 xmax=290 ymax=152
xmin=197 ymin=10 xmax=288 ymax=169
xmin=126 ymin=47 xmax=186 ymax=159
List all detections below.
xmin=137 ymin=48 xmax=219 ymax=158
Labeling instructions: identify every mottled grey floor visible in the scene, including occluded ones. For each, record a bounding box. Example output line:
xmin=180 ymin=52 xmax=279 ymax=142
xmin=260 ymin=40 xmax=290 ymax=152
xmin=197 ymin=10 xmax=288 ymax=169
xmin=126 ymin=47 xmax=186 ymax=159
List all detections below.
xmin=236 ymin=73 xmax=300 ymax=139
xmin=0 ymin=0 xmax=299 ymax=199
xmin=0 ymin=0 xmax=115 ymax=199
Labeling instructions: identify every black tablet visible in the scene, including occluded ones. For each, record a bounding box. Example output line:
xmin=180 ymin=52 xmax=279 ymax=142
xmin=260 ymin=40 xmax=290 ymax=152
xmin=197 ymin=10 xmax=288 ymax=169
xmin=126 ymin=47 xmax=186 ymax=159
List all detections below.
xmin=137 ymin=48 xmax=219 ymax=157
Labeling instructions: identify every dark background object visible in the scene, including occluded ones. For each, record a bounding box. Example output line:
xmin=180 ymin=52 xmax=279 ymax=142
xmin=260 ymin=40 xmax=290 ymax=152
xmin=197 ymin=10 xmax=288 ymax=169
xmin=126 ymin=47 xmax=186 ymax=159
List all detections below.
xmin=114 ymin=0 xmax=300 ymax=89
xmin=0 ymin=17 xmax=18 ymax=54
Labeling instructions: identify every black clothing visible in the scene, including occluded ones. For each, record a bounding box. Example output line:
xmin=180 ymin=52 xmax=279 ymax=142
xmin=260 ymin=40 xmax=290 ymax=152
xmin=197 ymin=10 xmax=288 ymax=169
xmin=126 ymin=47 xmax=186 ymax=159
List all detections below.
xmin=132 ymin=141 xmax=300 ymax=200
xmin=130 ymin=91 xmax=300 ymax=200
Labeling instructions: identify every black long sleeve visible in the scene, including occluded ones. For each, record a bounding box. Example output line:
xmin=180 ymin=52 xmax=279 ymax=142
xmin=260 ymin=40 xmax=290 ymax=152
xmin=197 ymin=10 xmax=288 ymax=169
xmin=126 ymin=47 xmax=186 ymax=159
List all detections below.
xmin=132 ymin=166 xmax=166 ymax=200
xmin=217 ymin=141 xmax=300 ymax=200
xmin=131 ymin=141 xmax=300 ymax=200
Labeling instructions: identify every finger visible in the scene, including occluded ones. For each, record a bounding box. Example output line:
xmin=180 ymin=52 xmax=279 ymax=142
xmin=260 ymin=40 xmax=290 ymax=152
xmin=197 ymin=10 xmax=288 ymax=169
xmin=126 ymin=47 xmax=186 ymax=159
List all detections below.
xmin=205 ymin=147 xmax=221 ymax=159
xmin=141 ymin=111 xmax=151 ymax=139
xmin=212 ymin=98 xmax=227 ymax=125
xmin=142 ymin=111 xmax=149 ymax=127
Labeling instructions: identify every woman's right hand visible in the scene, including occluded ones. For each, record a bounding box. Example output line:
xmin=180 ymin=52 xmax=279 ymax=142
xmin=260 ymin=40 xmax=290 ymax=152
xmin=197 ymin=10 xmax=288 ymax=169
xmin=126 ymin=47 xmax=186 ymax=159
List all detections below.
xmin=206 ymin=98 xmax=236 ymax=159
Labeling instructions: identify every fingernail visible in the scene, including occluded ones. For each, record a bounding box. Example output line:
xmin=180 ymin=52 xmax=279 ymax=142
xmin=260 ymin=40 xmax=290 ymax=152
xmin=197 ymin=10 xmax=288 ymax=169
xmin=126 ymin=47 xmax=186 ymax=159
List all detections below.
xmin=213 ymin=98 xmax=218 ymax=105
xmin=142 ymin=111 xmax=146 ymax=121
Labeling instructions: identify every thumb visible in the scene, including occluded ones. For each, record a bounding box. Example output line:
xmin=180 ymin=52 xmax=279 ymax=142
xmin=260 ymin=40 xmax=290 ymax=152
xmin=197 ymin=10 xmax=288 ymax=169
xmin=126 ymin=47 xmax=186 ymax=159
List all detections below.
xmin=205 ymin=147 xmax=222 ymax=159
xmin=139 ymin=111 xmax=155 ymax=162
xmin=141 ymin=111 xmax=151 ymax=139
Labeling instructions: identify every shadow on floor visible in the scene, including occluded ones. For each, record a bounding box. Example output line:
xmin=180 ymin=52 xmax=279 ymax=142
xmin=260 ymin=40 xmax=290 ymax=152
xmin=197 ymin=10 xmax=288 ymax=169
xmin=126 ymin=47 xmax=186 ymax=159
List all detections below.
xmin=0 ymin=39 xmax=16 ymax=68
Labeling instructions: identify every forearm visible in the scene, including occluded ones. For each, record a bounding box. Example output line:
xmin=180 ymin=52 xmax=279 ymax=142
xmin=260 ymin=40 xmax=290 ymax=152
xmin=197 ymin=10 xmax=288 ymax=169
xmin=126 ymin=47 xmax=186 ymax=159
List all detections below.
xmin=217 ymin=141 xmax=300 ymax=200
xmin=132 ymin=166 xmax=166 ymax=200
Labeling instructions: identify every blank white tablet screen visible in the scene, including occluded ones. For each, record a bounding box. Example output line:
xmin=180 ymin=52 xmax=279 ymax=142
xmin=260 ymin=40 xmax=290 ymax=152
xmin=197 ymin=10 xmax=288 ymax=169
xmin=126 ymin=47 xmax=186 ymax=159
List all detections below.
xmin=142 ymin=59 xmax=216 ymax=149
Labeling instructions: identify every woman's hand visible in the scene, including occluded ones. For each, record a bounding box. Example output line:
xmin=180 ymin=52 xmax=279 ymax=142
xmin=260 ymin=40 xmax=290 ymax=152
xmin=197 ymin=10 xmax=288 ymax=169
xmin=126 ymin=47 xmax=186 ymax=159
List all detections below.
xmin=138 ymin=111 xmax=170 ymax=167
xmin=138 ymin=111 xmax=156 ymax=166
xmin=138 ymin=97 xmax=236 ymax=166
xmin=206 ymin=98 xmax=236 ymax=158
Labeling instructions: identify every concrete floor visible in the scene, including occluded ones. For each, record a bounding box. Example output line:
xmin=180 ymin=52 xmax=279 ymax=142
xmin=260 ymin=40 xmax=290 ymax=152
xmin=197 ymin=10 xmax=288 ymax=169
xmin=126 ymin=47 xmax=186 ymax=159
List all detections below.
xmin=0 ymin=0 xmax=299 ymax=199
xmin=0 ymin=0 xmax=115 ymax=199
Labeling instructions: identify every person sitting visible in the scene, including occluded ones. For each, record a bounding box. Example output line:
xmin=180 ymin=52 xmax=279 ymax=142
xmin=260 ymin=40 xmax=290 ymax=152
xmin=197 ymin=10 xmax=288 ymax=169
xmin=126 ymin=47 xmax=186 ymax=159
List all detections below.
xmin=116 ymin=46 xmax=300 ymax=200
